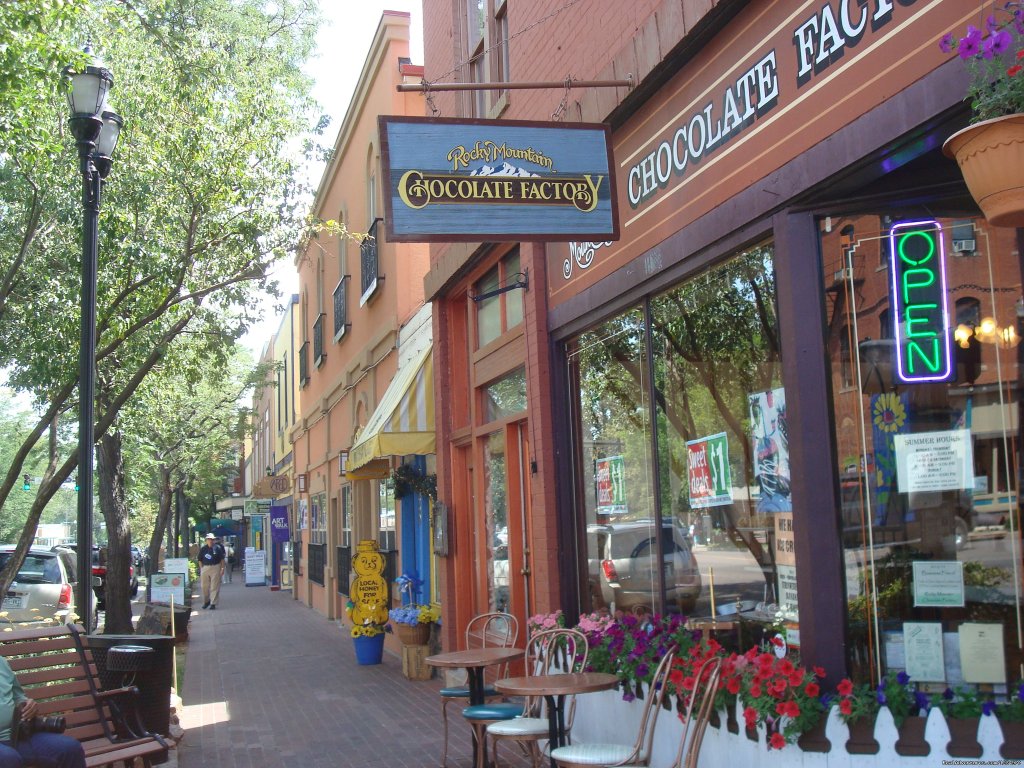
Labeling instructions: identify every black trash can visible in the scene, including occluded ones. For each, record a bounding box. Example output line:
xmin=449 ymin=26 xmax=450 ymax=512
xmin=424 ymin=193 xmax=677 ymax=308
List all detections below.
xmin=86 ymin=634 xmax=174 ymax=738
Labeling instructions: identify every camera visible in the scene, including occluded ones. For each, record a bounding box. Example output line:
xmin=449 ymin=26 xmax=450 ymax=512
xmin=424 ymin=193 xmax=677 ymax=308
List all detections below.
xmin=13 ymin=714 xmax=66 ymax=745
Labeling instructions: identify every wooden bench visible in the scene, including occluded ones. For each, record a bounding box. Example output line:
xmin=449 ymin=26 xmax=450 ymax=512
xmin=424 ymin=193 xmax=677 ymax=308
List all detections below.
xmin=0 ymin=624 xmax=170 ymax=768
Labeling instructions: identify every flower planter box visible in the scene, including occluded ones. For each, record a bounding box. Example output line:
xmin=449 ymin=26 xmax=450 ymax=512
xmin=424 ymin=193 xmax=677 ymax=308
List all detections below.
xmin=572 ymin=690 xmax=1011 ymax=766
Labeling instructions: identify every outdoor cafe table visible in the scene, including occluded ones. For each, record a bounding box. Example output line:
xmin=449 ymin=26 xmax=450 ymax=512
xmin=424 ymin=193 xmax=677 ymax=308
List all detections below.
xmin=425 ymin=647 xmax=526 ymax=705
xmin=494 ymin=671 xmax=619 ymax=768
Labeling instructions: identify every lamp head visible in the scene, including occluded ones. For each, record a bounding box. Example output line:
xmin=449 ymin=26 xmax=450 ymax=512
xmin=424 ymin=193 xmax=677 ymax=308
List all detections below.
xmin=62 ymin=44 xmax=113 ymax=118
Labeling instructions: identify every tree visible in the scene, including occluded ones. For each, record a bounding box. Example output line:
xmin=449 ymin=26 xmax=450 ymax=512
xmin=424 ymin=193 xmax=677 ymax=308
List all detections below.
xmin=0 ymin=0 xmax=323 ymax=622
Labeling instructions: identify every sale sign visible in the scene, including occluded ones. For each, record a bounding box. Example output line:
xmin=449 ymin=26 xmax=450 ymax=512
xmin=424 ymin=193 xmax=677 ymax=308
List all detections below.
xmin=686 ymin=432 xmax=732 ymax=508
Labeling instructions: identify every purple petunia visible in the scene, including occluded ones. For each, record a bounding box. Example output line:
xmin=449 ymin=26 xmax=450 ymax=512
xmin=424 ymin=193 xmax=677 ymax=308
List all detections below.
xmin=959 ymin=25 xmax=984 ymax=58
xmin=1017 ymin=683 xmax=1024 ymax=703
xmin=636 ymin=662 xmax=649 ymax=678
xmin=940 ymin=33 xmax=956 ymax=54
xmin=915 ymin=691 xmax=931 ymax=711
xmin=987 ymin=29 xmax=1015 ymax=57
xmin=943 ymin=688 xmax=955 ymax=701
xmin=983 ymin=700 xmax=997 ymax=716
xmin=897 ymin=671 xmax=910 ymax=686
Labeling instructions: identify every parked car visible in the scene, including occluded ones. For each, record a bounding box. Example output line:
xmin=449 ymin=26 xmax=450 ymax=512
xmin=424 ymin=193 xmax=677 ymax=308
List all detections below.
xmin=587 ymin=519 xmax=701 ymax=614
xmin=0 ymin=546 xmax=84 ymax=627
xmin=53 ymin=544 xmax=138 ymax=608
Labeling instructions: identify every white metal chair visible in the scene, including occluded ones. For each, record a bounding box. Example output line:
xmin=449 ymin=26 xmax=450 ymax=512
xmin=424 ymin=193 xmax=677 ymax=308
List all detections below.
xmin=439 ymin=611 xmax=519 ymax=767
xmin=486 ymin=628 xmax=590 ymax=768
xmin=550 ymin=645 xmax=679 ymax=768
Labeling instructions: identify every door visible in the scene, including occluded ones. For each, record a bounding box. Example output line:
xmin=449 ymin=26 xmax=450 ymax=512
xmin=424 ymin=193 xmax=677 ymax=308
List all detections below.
xmin=478 ymin=421 xmax=531 ymax=622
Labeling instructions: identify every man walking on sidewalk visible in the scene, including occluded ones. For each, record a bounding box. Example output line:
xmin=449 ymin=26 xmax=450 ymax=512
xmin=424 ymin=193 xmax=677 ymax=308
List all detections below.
xmin=198 ymin=533 xmax=226 ymax=610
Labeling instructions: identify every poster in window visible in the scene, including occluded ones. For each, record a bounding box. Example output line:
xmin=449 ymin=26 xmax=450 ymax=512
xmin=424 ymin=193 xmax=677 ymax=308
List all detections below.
xmin=748 ymin=388 xmax=790 ymax=513
xmin=686 ymin=433 xmax=732 ymax=508
xmin=595 ymin=455 xmax=627 ymax=516
xmin=299 ymin=498 xmax=308 ymax=530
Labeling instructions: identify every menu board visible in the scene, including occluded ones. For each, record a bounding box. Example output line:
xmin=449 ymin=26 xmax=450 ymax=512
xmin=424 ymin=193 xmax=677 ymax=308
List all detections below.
xmin=150 ymin=572 xmax=186 ymax=606
xmin=245 ymin=550 xmax=266 ymax=586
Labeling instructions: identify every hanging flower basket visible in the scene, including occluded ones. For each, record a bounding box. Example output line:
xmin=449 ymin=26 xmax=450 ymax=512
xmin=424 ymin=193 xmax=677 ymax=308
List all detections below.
xmin=944 ymin=114 xmax=1024 ymax=228
xmin=394 ymin=622 xmax=432 ymax=646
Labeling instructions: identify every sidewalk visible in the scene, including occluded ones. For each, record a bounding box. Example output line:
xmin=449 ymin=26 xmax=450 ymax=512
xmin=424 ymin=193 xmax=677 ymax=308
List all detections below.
xmin=175 ymin=579 xmax=530 ymax=768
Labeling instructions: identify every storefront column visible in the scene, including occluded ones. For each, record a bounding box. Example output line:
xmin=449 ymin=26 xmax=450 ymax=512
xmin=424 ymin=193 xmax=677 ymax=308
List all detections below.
xmin=774 ymin=209 xmax=848 ymax=686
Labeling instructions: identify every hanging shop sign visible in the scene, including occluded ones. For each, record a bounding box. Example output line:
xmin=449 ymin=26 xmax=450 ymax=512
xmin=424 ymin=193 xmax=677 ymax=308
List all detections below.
xmin=888 ymin=220 xmax=952 ymax=384
xmin=380 ymin=116 xmax=618 ymax=242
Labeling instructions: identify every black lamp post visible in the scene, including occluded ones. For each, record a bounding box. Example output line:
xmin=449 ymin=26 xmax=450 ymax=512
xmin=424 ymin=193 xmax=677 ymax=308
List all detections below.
xmin=63 ymin=46 xmax=122 ymax=629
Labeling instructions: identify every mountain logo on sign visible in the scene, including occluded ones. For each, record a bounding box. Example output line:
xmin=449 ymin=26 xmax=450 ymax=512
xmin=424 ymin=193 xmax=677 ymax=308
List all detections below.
xmin=469 ymin=162 xmax=538 ymax=178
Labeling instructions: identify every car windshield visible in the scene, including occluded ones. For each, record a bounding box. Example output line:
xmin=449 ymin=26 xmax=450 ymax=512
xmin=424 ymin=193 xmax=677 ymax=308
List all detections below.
xmin=0 ymin=554 xmax=61 ymax=584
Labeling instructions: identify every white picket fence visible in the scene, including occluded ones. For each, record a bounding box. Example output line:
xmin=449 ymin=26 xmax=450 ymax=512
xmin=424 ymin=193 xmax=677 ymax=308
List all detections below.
xmin=571 ymin=689 xmax=1011 ymax=768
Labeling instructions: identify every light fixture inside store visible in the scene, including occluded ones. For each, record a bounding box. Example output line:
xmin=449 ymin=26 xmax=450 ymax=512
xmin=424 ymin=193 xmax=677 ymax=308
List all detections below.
xmin=953 ymin=317 xmax=1020 ymax=349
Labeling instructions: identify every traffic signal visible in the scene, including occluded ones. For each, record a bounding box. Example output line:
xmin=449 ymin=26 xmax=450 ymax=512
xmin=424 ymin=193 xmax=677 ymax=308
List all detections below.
xmin=22 ymin=474 xmax=30 ymax=491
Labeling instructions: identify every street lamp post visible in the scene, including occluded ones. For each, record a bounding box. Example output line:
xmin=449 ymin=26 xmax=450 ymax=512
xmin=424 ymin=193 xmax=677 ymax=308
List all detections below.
xmin=63 ymin=46 xmax=122 ymax=629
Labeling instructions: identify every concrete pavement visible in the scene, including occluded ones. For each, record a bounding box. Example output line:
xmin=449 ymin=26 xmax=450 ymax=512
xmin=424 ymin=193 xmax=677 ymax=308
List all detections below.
xmin=174 ymin=578 xmax=531 ymax=768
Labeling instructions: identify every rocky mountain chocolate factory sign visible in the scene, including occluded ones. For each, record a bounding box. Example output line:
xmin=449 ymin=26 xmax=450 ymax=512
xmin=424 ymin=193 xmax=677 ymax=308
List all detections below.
xmin=380 ymin=116 xmax=618 ymax=242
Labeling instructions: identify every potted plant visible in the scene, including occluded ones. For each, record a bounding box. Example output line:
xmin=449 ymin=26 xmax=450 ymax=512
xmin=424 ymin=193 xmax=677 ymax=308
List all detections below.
xmin=835 ymin=679 xmax=881 ymax=754
xmin=930 ymin=685 xmax=992 ymax=758
xmin=994 ymin=681 xmax=1024 ymax=758
xmin=388 ymin=603 xmax=439 ymax=646
xmin=940 ymin=4 xmax=1024 ymax=226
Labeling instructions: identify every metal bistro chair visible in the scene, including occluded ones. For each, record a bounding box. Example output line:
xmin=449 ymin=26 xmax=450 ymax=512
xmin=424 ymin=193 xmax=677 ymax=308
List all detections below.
xmin=486 ymin=628 xmax=590 ymax=768
xmin=439 ymin=611 xmax=520 ymax=768
xmin=671 ymin=656 xmax=724 ymax=768
xmin=550 ymin=645 xmax=679 ymax=768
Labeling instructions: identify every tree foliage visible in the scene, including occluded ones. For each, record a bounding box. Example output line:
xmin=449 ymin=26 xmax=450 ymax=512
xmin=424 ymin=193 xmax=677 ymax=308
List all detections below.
xmin=0 ymin=0 xmax=323 ymax=622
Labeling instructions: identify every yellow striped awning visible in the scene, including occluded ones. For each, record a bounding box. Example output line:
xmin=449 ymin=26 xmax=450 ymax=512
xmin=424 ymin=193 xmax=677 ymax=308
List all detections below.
xmin=348 ymin=344 xmax=434 ymax=471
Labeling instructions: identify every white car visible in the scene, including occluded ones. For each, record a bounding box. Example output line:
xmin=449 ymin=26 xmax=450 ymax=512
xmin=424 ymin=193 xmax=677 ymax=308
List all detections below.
xmin=0 ymin=546 xmax=84 ymax=627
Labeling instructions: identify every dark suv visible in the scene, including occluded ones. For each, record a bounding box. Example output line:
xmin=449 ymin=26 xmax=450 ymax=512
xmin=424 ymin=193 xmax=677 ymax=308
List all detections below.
xmin=53 ymin=544 xmax=138 ymax=608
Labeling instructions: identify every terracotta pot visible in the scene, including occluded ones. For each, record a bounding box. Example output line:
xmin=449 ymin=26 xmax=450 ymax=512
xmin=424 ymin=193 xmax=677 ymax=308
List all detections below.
xmin=845 ymin=716 xmax=880 ymax=755
xmin=796 ymin=715 xmax=831 ymax=753
xmin=726 ymin=703 xmax=739 ymax=735
xmin=707 ymin=708 xmax=721 ymax=729
xmin=945 ymin=716 xmax=982 ymax=758
xmin=895 ymin=715 xmax=930 ymax=757
xmin=943 ymin=114 xmax=1024 ymax=228
xmin=394 ymin=622 xmax=431 ymax=646
xmin=998 ymin=718 xmax=1024 ymax=759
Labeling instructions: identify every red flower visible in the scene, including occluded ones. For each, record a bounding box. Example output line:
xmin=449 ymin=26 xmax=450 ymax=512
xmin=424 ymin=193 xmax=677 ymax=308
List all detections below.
xmin=840 ymin=698 xmax=853 ymax=716
xmin=813 ymin=666 xmax=826 ymax=679
xmin=837 ymin=678 xmax=854 ymax=697
xmin=1018 ymin=49 xmax=1024 ymax=59
xmin=772 ymin=678 xmax=788 ymax=694
xmin=669 ymin=668 xmax=684 ymax=686
xmin=749 ymin=682 xmax=762 ymax=698
xmin=778 ymin=659 xmax=794 ymax=676
xmin=682 ymin=676 xmax=696 ymax=691
xmin=726 ymin=677 xmax=741 ymax=695
xmin=788 ymin=669 xmax=805 ymax=687
xmin=805 ymin=682 xmax=820 ymax=698
xmin=743 ymin=706 xmax=758 ymax=728
xmin=768 ymin=732 xmax=787 ymax=750
xmin=1009 ymin=64 xmax=1023 ymax=76
xmin=770 ymin=635 xmax=785 ymax=647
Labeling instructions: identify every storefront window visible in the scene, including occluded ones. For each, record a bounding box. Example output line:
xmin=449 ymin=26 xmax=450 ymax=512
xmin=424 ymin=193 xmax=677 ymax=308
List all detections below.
xmin=484 ymin=366 xmax=526 ymax=422
xmin=568 ymin=246 xmax=791 ymax=621
xmin=822 ymin=214 xmax=1023 ymax=687
xmin=378 ymin=477 xmax=396 ymax=551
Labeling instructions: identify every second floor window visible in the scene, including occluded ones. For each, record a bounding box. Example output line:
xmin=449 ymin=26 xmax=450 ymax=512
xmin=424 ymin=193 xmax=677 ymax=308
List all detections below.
xmin=313 ymin=314 xmax=325 ymax=367
xmin=299 ymin=341 xmax=309 ymax=387
xmin=333 ymin=277 xmax=349 ymax=341
xmin=476 ymin=248 xmax=523 ymax=348
xmin=361 ymin=218 xmax=382 ymax=303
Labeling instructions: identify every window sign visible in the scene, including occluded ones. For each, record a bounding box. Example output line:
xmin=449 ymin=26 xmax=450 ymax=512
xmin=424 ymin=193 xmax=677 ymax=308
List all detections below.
xmin=889 ymin=220 xmax=952 ymax=383
xmin=686 ymin=433 xmax=732 ymax=508
xmin=595 ymin=455 xmax=627 ymax=516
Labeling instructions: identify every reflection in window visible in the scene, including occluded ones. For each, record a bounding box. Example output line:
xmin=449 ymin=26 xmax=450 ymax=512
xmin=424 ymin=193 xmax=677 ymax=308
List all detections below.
xmin=475 ymin=248 xmax=523 ymax=348
xmin=484 ymin=367 xmax=526 ymax=422
xmin=378 ymin=477 xmax=396 ymax=551
xmin=822 ymin=213 xmax=1023 ymax=687
xmin=484 ymin=432 xmax=510 ymax=612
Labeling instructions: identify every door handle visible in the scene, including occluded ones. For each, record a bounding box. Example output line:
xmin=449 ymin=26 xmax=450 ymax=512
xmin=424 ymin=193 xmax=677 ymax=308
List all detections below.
xmin=520 ymin=567 xmax=531 ymax=576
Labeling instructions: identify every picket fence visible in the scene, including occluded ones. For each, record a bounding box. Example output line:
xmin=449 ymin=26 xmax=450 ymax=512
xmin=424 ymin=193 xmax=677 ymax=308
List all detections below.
xmin=571 ymin=689 xmax=1012 ymax=768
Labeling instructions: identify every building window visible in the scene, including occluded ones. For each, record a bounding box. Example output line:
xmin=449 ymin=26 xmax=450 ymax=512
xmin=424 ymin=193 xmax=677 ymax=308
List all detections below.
xmin=839 ymin=325 xmax=853 ymax=389
xmin=465 ymin=0 xmax=509 ymax=116
xmin=568 ymin=243 xmax=786 ymax=621
xmin=341 ymin=485 xmax=353 ymax=548
xmin=308 ymin=543 xmax=325 ymax=585
xmin=313 ymin=314 xmax=325 ymax=367
xmin=298 ymin=341 xmax=309 ymax=387
xmin=823 ymin=211 xmax=1023 ymax=687
xmin=484 ymin=366 xmax=526 ymax=423
xmin=378 ymin=476 xmax=396 ymax=551
xmin=361 ymin=218 xmax=382 ymax=304
xmin=475 ymin=248 xmax=523 ymax=348
xmin=310 ymin=492 xmax=326 ymax=546
xmin=333 ymin=276 xmax=349 ymax=341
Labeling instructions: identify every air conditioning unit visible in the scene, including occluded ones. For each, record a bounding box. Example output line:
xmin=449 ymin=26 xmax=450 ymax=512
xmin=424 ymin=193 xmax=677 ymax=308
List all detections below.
xmin=833 ymin=266 xmax=853 ymax=282
xmin=952 ymin=239 xmax=976 ymax=253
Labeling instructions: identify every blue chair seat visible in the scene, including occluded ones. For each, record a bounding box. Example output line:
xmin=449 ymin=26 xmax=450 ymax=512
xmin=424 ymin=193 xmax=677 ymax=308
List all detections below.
xmin=440 ymin=685 xmax=498 ymax=698
xmin=462 ymin=702 xmax=524 ymax=721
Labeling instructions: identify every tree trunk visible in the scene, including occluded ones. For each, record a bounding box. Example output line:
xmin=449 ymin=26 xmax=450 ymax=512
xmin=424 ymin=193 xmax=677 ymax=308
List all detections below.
xmin=148 ymin=465 xmax=173 ymax=579
xmin=97 ymin=429 xmax=133 ymax=634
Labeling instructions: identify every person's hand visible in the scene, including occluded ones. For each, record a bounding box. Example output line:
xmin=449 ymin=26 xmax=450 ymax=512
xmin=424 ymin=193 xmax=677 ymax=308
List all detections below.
xmin=19 ymin=699 xmax=38 ymax=720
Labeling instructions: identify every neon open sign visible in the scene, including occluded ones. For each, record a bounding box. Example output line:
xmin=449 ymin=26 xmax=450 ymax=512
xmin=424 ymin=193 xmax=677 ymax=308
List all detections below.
xmin=889 ymin=219 xmax=952 ymax=383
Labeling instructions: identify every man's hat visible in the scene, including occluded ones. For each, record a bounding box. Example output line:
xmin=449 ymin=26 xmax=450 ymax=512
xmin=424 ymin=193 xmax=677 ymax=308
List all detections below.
xmin=205 ymin=532 xmax=216 ymax=539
